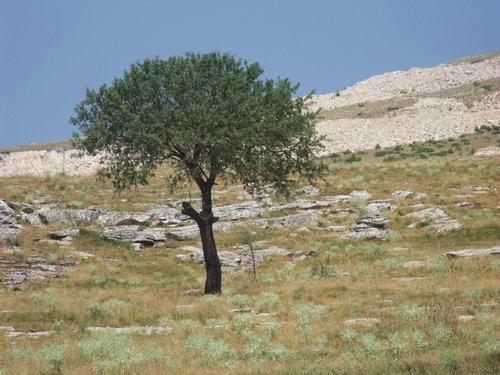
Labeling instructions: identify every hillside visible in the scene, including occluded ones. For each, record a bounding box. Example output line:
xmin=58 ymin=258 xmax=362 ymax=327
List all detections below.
xmin=312 ymin=51 xmax=499 ymax=154
xmin=1 ymin=52 xmax=499 ymax=176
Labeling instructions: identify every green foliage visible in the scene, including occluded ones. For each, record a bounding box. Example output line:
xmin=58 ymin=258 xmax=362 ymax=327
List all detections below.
xmin=71 ymin=52 xmax=324 ymax=195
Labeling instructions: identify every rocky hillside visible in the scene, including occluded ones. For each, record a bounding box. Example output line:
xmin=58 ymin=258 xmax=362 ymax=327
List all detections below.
xmin=1 ymin=52 xmax=498 ymax=176
xmin=312 ymin=52 xmax=499 ymax=155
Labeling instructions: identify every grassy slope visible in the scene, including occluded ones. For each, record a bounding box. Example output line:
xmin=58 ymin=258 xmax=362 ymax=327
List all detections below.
xmin=0 ymin=129 xmax=498 ymax=374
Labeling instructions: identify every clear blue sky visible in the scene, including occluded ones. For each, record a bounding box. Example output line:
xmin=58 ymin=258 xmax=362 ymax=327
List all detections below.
xmin=1 ymin=0 xmax=499 ymax=148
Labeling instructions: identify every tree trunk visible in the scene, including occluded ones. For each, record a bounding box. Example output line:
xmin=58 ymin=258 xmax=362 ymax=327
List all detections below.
xmin=181 ymin=180 xmax=221 ymax=294
xmin=198 ymin=219 xmax=221 ymax=294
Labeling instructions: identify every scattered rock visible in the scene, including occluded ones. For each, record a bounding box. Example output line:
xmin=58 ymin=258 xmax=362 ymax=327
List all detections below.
xmin=0 ymin=257 xmax=72 ymax=290
xmin=181 ymin=288 xmax=203 ymax=296
xmin=97 ymin=212 xmax=152 ymax=226
xmin=392 ymin=190 xmax=427 ymax=199
xmin=103 ymin=226 xmax=168 ymax=246
xmin=445 ymin=246 xmax=500 ymax=258
xmin=406 ymin=207 xmax=447 ymax=220
xmin=147 ymin=204 xmax=187 ymax=225
xmin=343 ymin=318 xmax=380 ymax=326
xmin=453 ymin=201 xmax=480 ymax=208
xmin=392 ymin=190 xmax=414 ymax=198
xmin=342 ymin=214 xmax=390 ymax=240
xmin=36 ymin=207 xmax=101 ymax=225
xmin=7 ymin=202 xmax=35 ymax=214
xmin=463 ymin=186 xmax=490 ymax=193
xmin=406 ymin=207 xmax=464 ymax=236
xmin=230 ymin=308 xmax=254 ymax=314
xmin=474 ymin=146 xmax=500 ymax=156
xmin=0 ymin=200 xmax=15 ymax=224
xmin=327 ymin=225 xmax=347 ymax=232
xmin=296 ymin=186 xmax=320 ymax=196
xmin=349 ymin=190 xmax=373 ymax=200
xmin=0 ymin=223 xmax=23 ymax=243
xmin=214 ymin=201 xmax=265 ymax=221
xmin=69 ymin=251 xmax=95 ymax=260
xmin=355 ymin=214 xmax=388 ymax=228
xmin=366 ymin=201 xmax=396 ymax=214
xmin=85 ymin=326 xmax=171 ymax=334
xmin=244 ymin=246 xmax=289 ymax=263
xmin=5 ymin=328 xmax=55 ymax=338
xmin=48 ymin=228 xmax=80 ymax=240
xmin=428 ymin=217 xmax=464 ymax=236
xmin=400 ymin=260 xmax=433 ymax=268
xmin=176 ymin=246 xmax=242 ymax=269
xmin=457 ymin=315 xmax=475 ymax=322
xmin=392 ymin=277 xmax=428 ymax=282
xmin=389 ymin=247 xmax=410 ymax=253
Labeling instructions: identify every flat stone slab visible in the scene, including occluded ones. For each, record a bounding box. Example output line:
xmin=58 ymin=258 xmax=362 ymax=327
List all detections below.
xmin=85 ymin=326 xmax=171 ymax=334
xmin=343 ymin=318 xmax=380 ymax=326
xmin=392 ymin=277 xmax=428 ymax=282
xmin=400 ymin=260 xmax=433 ymax=268
xmin=2 ymin=326 xmax=56 ymax=338
xmin=445 ymin=246 xmax=500 ymax=258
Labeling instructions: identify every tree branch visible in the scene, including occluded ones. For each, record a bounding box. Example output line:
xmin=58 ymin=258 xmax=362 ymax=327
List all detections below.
xmin=181 ymin=201 xmax=202 ymax=224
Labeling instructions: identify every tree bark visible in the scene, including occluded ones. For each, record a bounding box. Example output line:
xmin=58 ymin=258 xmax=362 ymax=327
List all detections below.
xmin=181 ymin=180 xmax=221 ymax=294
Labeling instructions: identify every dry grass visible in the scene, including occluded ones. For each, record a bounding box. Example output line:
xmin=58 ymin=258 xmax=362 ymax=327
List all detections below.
xmin=0 ymin=131 xmax=499 ymax=374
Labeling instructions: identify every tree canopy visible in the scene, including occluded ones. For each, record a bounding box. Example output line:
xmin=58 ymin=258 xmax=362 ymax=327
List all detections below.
xmin=71 ymin=52 xmax=325 ymax=293
xmin=72 ymin=52 xmax=324 ymax=194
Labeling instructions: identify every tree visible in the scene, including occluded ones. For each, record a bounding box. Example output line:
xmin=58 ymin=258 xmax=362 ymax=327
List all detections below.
xmin=71 ymin=52 xmax=324 ymax=294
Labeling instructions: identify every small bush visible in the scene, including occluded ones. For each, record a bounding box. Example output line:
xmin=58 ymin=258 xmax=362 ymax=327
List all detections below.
xmin=440 ymin=349 xmax=461 ymax=372
xmin=79 ymin=331 xmax=164 ymax=372
xmin=256 ymin=292 xmax=280 ymax=312
xmin=345 ymin=153 xmax=362 ymax=163
xmin=36 ymin=342 xmax=69 ymax=375
xmin=186 ymin=334 xmax=235 ymax=367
